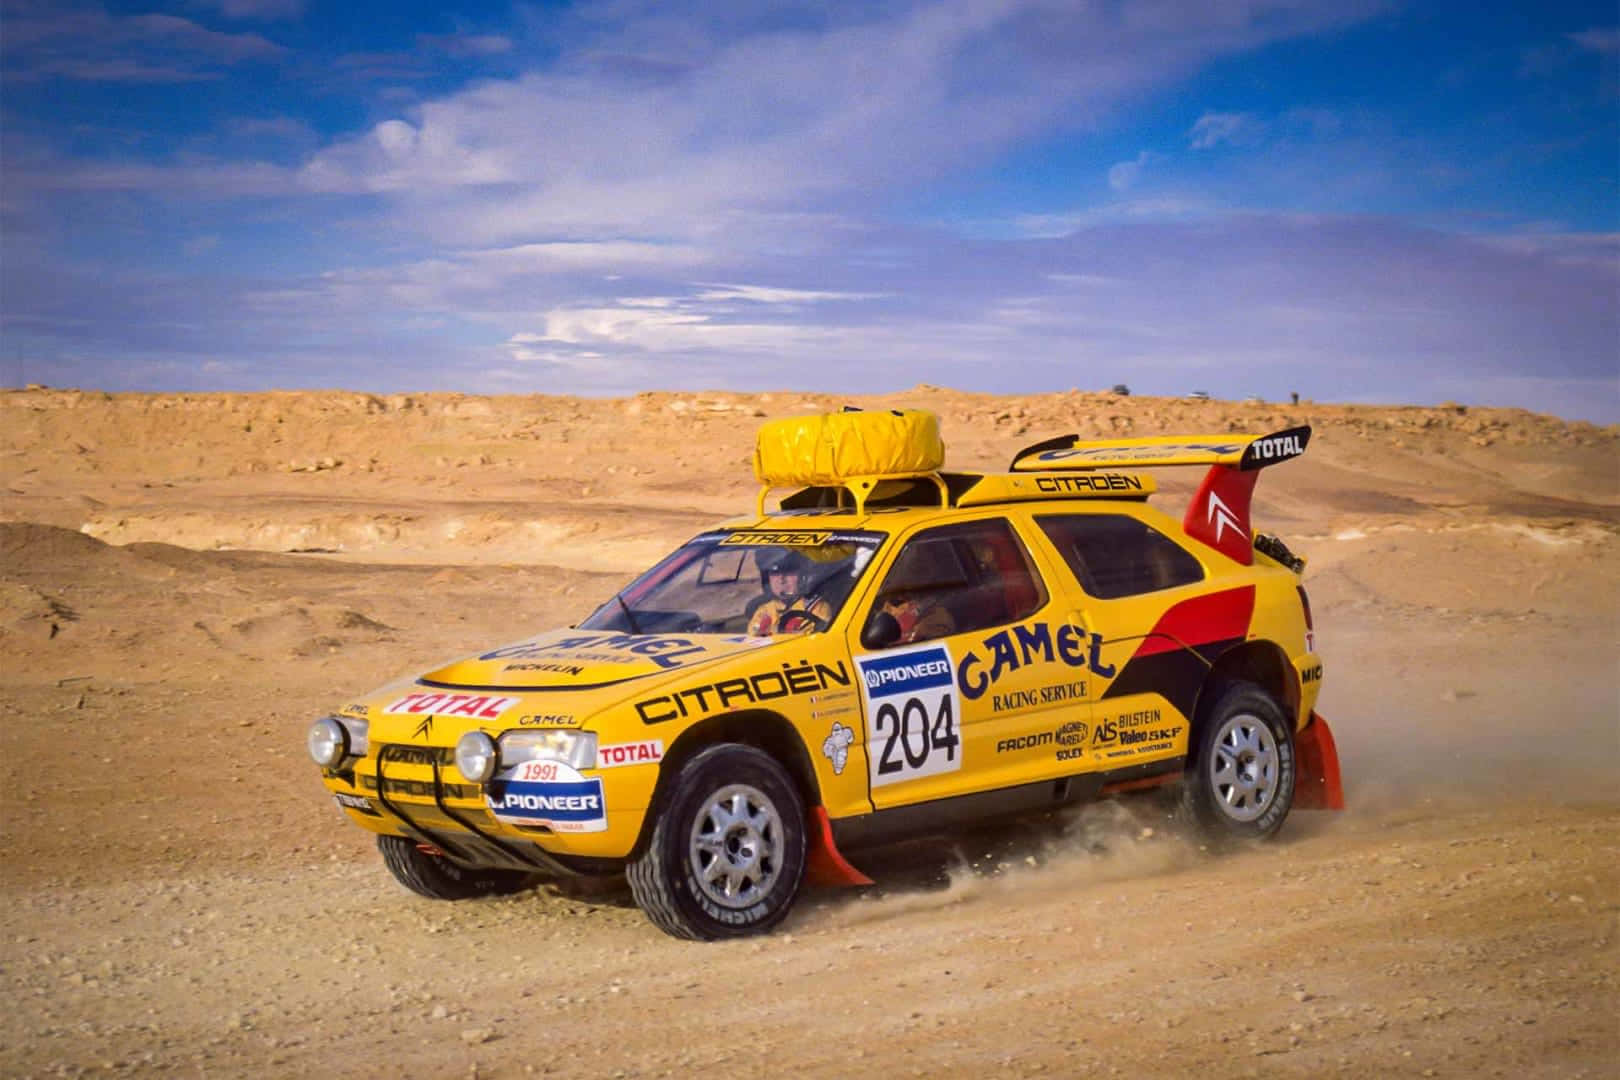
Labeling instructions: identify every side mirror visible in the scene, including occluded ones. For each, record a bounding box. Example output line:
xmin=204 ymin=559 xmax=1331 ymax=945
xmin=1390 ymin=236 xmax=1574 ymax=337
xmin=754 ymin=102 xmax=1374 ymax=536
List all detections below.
xmin=861 ymin=610 xmax=902 ymax=650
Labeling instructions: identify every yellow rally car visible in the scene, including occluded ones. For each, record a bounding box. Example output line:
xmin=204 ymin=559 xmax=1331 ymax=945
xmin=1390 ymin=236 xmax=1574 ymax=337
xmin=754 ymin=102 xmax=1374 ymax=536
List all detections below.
xmin=308 ymin=409 xmax=1343 ymax=939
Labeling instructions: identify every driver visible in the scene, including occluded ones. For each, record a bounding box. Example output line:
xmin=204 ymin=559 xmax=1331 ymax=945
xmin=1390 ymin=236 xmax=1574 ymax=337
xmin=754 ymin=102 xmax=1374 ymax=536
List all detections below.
xmin=747 ymin=550 xmax=831 ymax=636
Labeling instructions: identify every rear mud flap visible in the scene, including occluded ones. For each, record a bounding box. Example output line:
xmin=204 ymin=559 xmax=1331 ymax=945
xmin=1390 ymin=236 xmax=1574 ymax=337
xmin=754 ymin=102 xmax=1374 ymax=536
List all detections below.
xmin=1294 ymin=712 xmax=1345 ymax=811
xmin=806 ymin=805 xmax=874 ymax=887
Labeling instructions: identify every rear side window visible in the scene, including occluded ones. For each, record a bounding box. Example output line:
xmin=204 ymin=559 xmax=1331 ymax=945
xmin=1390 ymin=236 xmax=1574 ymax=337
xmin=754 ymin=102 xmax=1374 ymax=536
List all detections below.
xmin=1036 ymin=514 xmax=1204 ymax=599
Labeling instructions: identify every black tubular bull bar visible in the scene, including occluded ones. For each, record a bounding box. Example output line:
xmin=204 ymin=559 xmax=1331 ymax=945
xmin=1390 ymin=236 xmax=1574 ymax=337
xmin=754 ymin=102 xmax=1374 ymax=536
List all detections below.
xmin=372 ymin=742 xmax=577 ymax=876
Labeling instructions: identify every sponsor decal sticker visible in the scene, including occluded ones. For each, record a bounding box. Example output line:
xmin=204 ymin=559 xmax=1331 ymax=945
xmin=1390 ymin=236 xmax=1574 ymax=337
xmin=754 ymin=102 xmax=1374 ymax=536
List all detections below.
xmin=487 ymin=760 xmax=607 ymax=832
xmin=1206 ymin=490 xmax=1244 ymax=545
xmin=1039 ymin=442 xmax=1243 ymax=463
xmin=481 ymin=633 xmax=729 ymax=671
xmin=822 ymin=721 xmax=854 ymax=775
xmin=957 ymin=622 xmax=1114 ymax=701
xmin=719 ymin=531 xmax=833 ymax=547
xmin=1240 ymin=431 xmax=1307 ymax=468
xmin=991 ymin=679 xmax=1089 ymax=714
xmin=596 ymin=740 xmax=664 ymax=768
xmin=635 ymin=659 xmax=852 ymax=724
xmin=1301 ymin=663 xmax=1322 ymax=683
xmin=857 ymin=644 xmax=961 ymax=787
xmin=386 ymin=746 xmax=445 ymax=767
xmin=996 ymin=731 xmax=1053 ymax=754
xmin=1090 ymin=709 xmax=1182 ymax=758
xmin=385 ymin=692 xmax=520 ymax=720
xmin=994 ymin=719 xmax=1089 ymax=760
xmin=1055 ymin=721 xmax=1088 ymax=761
xmin=1055 ymin=721 xmax=1088 ymax=746
xmin=517 ymin=713 xmax=578 ymax=727
xmin=1034 ymin=474 xmax=1145 ymax=494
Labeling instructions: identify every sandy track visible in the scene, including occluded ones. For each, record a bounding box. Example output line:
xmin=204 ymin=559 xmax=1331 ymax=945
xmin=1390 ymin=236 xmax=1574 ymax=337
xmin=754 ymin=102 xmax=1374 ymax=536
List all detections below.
xmin=2 ymin=389 xmax=1616 ymax=1078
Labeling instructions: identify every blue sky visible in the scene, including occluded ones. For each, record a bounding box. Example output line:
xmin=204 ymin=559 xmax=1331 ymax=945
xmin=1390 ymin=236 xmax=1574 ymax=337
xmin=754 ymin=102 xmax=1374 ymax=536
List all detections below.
xmin=3 ymin=0 xmax=1616 ymax=420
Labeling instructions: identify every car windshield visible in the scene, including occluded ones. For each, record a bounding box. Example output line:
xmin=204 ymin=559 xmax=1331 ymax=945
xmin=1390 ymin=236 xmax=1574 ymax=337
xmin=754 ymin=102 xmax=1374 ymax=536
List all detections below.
xmin=578 ymin=529 xmax=887 ymax=636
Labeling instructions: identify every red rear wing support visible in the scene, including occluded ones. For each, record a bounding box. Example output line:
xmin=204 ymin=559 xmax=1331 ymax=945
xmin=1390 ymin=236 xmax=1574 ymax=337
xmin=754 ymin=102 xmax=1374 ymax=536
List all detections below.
xmin=1184 ymin=465 xmax=1260 ymax=565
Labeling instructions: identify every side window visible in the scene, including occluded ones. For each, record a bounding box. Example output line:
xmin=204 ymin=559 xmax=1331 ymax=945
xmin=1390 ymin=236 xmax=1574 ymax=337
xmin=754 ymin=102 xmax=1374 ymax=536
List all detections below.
xmin=863 ymin=519 xmax=1047 ymax=647
xmin=1036 ymin=514 xmax=1205 ymax=599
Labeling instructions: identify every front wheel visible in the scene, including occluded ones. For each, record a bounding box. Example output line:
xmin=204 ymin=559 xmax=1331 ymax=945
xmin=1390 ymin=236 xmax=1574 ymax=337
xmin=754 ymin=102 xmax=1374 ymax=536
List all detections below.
xmin=627 ymin=744 xmax=807 ymax=940
xmin=1181 ymin=682 xmax=1296 ymax=843
xmin=377 ymin=835 xmax=536 ymax=900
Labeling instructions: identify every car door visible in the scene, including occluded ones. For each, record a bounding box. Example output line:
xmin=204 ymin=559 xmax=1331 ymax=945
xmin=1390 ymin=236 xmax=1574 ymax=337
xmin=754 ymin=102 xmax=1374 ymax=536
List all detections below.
xmin=1028 ymin=508 xmax=1232 ymax=770
xmin=847 ymin=515 xmax=1086 ymax=809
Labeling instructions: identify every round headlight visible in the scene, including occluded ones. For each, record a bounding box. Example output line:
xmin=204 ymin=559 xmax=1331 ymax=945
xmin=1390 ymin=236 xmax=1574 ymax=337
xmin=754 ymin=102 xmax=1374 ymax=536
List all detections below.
xmin=307 ymin=717 xmax=350 ymax=768
xmin=455 ymin=731 xmax=498 ymax=783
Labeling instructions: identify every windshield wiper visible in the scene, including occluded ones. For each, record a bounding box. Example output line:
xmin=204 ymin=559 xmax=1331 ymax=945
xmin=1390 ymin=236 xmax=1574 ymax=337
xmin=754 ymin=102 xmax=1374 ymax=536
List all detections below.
xmin=615 ymin=592 xmax=644 ymax=634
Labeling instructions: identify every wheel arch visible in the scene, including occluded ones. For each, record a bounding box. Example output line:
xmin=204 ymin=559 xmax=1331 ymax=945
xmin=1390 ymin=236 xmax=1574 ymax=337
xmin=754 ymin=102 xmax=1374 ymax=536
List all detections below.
xmin=1192 ymin=639 xmax=1299 ymax=737
xmin=630 ymin=710 xmax=821 ymax=859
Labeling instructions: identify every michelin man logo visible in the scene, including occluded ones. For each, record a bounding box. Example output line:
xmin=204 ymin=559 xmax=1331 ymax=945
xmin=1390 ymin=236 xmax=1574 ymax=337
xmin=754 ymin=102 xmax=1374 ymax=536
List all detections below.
xmin=821 ymin=721 xmax=854 ymax=775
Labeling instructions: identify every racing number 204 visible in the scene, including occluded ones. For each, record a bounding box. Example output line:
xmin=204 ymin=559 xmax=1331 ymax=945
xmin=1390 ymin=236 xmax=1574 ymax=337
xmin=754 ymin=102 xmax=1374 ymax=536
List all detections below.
xmin=874 ymin=695 xmax=958 ymax=776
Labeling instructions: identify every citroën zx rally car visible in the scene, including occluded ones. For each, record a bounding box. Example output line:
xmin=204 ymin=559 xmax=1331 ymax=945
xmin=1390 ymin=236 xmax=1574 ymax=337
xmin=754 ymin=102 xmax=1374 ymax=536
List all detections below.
xmin=308 ymin=408 xmax=1343 ymax=939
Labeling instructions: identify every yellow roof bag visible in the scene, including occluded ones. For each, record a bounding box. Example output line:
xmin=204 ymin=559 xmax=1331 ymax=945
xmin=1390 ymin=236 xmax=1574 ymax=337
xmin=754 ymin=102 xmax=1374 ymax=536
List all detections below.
xmin=753 ymin=409 xmax=945 ymax=487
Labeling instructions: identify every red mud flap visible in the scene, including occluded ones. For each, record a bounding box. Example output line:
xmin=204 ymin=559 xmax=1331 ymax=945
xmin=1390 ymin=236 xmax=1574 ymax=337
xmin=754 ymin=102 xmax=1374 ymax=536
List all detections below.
xmin=1294 ymin=712 xmax=1345 ymax=811
xmin=805 ymin=805 xmax=873 ymax=887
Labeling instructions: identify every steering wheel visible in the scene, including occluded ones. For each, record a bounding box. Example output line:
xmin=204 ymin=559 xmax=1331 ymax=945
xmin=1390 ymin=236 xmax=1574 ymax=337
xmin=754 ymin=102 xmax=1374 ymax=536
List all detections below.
xmin=776 ymin=608 xmax=829 ymax=634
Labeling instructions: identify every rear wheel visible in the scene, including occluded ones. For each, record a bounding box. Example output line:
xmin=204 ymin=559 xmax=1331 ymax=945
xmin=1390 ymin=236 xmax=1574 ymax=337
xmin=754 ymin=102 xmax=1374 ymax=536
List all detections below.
xmin=377 ymin=835 xmax=536 ymax=900
xmin=1182 ymin=682 xmax=1296 ymax=843
xmin=627 ymin=744 xmax=807 ymax=940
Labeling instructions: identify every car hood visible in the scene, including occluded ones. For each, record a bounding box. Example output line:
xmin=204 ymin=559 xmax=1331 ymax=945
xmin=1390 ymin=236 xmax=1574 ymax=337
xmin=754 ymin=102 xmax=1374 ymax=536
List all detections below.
xmin=415 ymin=627 xmax=775 ymax=694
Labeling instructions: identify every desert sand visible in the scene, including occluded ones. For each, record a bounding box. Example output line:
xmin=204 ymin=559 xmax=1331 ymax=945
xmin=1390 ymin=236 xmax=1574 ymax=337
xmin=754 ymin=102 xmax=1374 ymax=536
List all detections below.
xmin=2 ymin=385 xmax=1617 ymax=1079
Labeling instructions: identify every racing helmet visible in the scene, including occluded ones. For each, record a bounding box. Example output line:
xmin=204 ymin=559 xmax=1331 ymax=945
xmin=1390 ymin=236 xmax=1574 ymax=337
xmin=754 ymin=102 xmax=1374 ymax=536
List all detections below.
xmin=761 ymin=548 xmax=811 ymax=577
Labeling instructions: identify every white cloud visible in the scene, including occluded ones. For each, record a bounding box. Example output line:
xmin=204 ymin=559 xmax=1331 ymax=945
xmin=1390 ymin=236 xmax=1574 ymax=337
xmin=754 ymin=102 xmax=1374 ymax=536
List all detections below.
xmin=1569 ymin=28 xmax=1620 ymax=54
xmin=1012 ymin=196 xmax=1226 ymax=237
xmin=481 ymin=241 xmax=707 ymax=270
xmin=1107 ymin=151 xmax=1157 ymax=192
xmin=2 ymin=5 xmax=284 ymax=82
xmin=284 ymin=0 xmax=1380 ymax=244
xmin=534 ymin=304 xmax=817 ymax=351
xmin=18 ymin=159 xmax=294 ymax=196
xmin=695 ymin=284 xmax=884 ymax=304
xmin=196 ymin=0 xmax=306 ymax=19
xmin=372 ymin=119 xmax=418 ymax=159
xmin=420 ymin=33 xmax=514 ymax=58
xmin=14 ymin=2 xmax=1616 ymax=421
xmin=1189 ymin=111 xmax=1263 ymax=149
xmin=537 ymin=306 xmax=709 ymax=346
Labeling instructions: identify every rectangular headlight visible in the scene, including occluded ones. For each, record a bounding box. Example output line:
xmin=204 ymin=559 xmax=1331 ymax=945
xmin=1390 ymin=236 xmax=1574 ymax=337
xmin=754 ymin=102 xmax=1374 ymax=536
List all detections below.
xmin=346 ymin=716 xmax=369 ymax=758
xmin=499 ymin=729 xmax=597 ymax=771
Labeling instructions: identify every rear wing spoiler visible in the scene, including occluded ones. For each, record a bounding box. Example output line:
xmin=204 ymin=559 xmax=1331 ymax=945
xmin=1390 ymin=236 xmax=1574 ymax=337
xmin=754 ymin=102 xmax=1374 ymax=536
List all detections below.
xmin=1009 ymin=427 xmax=1310 ymax=473
xmin=1009 ymin=426 xmax=1311 ymax=566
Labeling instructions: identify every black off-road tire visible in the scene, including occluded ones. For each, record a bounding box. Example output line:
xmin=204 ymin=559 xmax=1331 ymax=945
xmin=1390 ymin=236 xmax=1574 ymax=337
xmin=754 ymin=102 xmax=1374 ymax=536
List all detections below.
xmin=377 ymin=835 xmax=535 ymax=900
xmin=627 ymin=744 xmax=807 ymax=941
xmin=1181 ymin=681 xmax=1297 ymax=844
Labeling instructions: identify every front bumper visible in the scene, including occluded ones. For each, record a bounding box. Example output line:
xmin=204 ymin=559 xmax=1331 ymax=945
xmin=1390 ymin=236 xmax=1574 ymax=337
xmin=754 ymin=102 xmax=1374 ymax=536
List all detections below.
xmin=321 ymin=742 xmax=654 ymax=868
